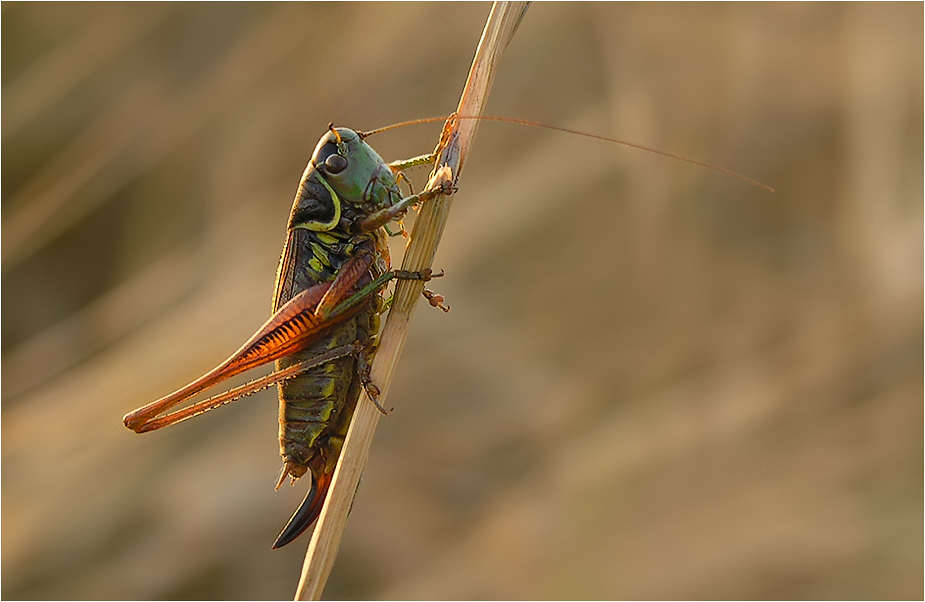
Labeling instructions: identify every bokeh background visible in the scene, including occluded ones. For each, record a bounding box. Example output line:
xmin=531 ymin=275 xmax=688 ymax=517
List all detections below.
xmin=3 ymin=3 xmax=922 ymax=599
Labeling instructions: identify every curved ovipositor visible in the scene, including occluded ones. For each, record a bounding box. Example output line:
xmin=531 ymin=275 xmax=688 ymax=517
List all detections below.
xmin=272 ymin=468 xmax=333 ymax=548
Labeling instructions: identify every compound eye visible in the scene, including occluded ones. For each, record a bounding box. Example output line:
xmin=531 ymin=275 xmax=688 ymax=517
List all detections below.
xmin=324 ymin=153 xmax=348 ymax=174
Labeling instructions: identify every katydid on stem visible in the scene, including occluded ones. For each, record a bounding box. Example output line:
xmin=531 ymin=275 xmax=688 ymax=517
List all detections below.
xmin=123 ymin=113 xmax=770 ymax=548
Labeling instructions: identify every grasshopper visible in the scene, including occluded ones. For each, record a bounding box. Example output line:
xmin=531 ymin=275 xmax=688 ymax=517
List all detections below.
xmin=123 ymin=114 xmax=769 ymax=548
xmin=124 ymin=120 xmax=454 ymax=548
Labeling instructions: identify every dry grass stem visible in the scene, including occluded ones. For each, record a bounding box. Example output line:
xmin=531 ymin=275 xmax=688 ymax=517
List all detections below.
xmin=292 ymin=2 xmax=530 ymax=599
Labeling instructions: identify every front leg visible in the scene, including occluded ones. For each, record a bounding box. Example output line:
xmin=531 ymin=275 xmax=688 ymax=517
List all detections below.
xmin=355 ymin=176 xmax=455 ymax=234
xmin=388 ymin=152 xmax=438 ymax=173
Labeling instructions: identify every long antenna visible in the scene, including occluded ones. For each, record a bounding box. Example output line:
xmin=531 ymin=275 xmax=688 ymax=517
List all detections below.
xmin=360 ymin=114 xmax=775 ymax=193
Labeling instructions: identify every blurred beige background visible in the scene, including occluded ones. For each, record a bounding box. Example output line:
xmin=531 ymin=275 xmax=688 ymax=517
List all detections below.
xmin=3 ymin=3 xmax=922 ymax=599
